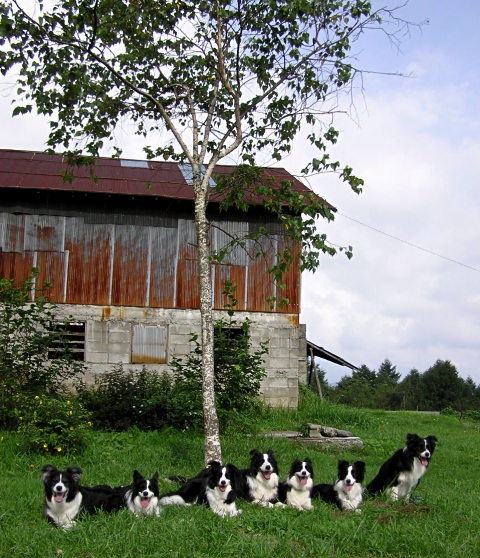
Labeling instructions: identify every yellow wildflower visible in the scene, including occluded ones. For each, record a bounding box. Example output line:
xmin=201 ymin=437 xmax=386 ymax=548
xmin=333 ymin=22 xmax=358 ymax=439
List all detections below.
xmin=69 ymin=426 xmax=74 ymax=431
xmin=57 ymin=448 xmax=62 ymax=452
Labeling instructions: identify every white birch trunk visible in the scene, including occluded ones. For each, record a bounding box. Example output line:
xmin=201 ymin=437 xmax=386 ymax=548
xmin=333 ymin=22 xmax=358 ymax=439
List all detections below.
xmin=193 ymin=173 xmax=222 ymax=465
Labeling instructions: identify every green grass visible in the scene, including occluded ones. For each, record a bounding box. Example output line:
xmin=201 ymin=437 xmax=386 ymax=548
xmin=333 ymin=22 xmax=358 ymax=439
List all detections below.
xmin=1 ymin=393 xmax=480 ymax=557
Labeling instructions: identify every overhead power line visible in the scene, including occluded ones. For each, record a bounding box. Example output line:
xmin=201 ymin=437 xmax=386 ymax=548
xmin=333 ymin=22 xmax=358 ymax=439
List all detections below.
xmin=338 ymin=212 xmax=480 ymax=274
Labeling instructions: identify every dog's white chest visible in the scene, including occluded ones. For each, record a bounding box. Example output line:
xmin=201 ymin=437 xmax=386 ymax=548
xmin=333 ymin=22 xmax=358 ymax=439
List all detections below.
xmin=287 ymin=485 xmax=313 ymax=510
xmin=248 ymin=473 xmax=279 ymax=502
xmin=394 ymin=458 xmax=426 ymax=499
xmin=46 ymin=493 xmax=82 ymax=529
xmin=335 ymin=482 xmax=363 ymax=510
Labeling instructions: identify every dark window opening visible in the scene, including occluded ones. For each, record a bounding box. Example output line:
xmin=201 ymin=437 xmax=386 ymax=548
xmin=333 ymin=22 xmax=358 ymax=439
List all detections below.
xmin=48 ymin=322 xmax=85 ymax=361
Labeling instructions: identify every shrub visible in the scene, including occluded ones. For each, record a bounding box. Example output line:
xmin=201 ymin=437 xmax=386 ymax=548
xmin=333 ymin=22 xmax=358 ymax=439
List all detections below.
xmin=76 ymin=365 xmax=173 ymax=431
xmin=15 ymin=394 xmax=92 ymax=454
xmin=169 ymin=315 xmax=268 ymax=433
xmin=0 ymin=269 xmax=85 ymax=429
xmin=462 ymin=409 xmax=480 ymax=422
xmin=440 ymin=406 xmax=457 ymax=417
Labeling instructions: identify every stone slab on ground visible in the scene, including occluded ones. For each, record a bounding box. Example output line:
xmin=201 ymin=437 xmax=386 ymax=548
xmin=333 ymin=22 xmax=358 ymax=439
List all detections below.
xmin=298 ymin=437 xmax=364 ymax=450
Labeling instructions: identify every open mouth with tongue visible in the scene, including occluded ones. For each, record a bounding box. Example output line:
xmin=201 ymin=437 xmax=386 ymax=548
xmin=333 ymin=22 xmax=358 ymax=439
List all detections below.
xmin=345 ymin=485 xmax=353 ymax=492
xmin=296 ymin=474 xmax=308 ymax=486
xmin=141 ymin=496 xmax=152 ymax=509
xmin=420 ymin=458 xmax=429 ymax=467
xmin=54 ymin=491 xmax=67 ymax=503
xmin=218 ymin=484 xmax=227 ymax=492
xmin=262 ymin=471 xmax=271 ymax=480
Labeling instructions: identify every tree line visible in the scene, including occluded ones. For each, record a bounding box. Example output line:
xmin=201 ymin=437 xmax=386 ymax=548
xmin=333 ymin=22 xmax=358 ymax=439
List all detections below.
xmin=314 ymin=359 xmax=480 ymax=413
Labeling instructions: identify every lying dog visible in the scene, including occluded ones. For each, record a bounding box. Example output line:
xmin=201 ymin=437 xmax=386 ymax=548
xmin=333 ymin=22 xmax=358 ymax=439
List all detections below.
xmin=42 ymin=465 xmax=123 ymax=529
xmin=236 ymin=449 xmax=284 ymax=507
xmin=278 ymin=458 xmax=314 ymax=511
xmin=313 ymin=460 xmax=366 ymax=512
xmin=366 ymin=433 xmax=437 ymax=501
xmin=160 ymin=461 xmax=242 ymax=518
xmin=116 ymin=470 xmax=161 ymax=516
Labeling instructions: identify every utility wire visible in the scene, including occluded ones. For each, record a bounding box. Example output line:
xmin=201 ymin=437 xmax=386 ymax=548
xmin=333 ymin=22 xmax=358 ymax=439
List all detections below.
xmin=338 ymin=212 xmax=480 ymax=274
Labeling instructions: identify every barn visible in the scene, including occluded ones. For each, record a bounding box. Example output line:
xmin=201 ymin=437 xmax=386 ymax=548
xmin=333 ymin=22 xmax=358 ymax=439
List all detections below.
xmin=0 ymin=149 xmax=356 ymax=407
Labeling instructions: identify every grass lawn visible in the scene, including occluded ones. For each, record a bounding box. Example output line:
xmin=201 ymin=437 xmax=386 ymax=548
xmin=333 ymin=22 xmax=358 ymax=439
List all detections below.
xmin=1 ymin=393 xmax=479 ymax=557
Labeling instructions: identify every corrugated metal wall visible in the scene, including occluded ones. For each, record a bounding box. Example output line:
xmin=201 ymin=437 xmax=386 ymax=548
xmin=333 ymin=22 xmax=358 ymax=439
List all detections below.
xmin=0 ymin=206 xmax=300 ymax=314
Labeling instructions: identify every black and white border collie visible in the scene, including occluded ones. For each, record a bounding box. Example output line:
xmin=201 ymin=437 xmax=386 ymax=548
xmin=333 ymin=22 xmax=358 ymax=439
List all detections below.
xmin=313 ymin=460 xmax=366 ymax=512
xmin=42 ymin=465 xmax=123 ymax=529
xmin=366 ymin=433 xmax=438 ymax=501
xmin=236 ymin=449 xmax=283 ymax=507
xmin=279 ymin=458 xmax=314 ymax=511
xmin=116 ymin=470 xmax=161 ymax=516
xmin=160 ymin=461 xmax=242 ymax=518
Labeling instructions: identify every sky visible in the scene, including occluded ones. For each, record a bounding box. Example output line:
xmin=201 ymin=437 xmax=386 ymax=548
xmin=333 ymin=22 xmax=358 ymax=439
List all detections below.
xmin=1 ymin=1 xmax=479 ymax=385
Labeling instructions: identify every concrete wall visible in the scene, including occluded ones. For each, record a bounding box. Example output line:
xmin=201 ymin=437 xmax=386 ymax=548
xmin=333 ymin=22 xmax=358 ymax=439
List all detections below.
xmin=55 ymin=304 xmax=302 ymax=408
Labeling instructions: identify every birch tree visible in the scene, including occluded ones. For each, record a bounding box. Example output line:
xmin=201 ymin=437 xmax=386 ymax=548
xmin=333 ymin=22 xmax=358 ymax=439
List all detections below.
xmin=0 ymin=0 xmax=411 ymax=462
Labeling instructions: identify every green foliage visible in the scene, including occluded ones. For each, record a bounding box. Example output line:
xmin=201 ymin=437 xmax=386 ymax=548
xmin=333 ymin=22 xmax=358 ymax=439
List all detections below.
xmin=169 ymin=316 xmax=268 ymax=433
xmin=328 ymin=358 xmax=480 ymax=413
xmin=0 ymin=269 xmax=85 ymax=429
xmin=76 ymin=364 xmax=173 ymax=432
xmin=440 ymin=406 xmax=457 ymax=417
xmin=14 ymin=394 xmax=92 ymax=455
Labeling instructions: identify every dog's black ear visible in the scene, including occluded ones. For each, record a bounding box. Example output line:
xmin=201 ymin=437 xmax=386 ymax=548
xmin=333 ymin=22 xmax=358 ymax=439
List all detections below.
xmin=133 ymin=470 xmax=145 ymax=483
xmin=304 ymin=457 xmax=312 ymax=466
xmin=207 ymin=460 xmax=222 ymax=469
xmin=427 ymin=435 xmax=438 ymax=443
xmin=66 ymin=467 xmax=83 ymax=483
xmin=267 ymin=449 xmax=275 ymax=457
xmin=226 ymin=463 xmax=239 ymax=474
xmin=41 ymin=465 xmax=57 ymax=484
xmin=406 ymin=433 xmax=419 ymax=445
xmin=151 ymin=471 xmax=159 ymax=483
xmin=353 ymin=461 xmax=366 ymax=473
xmin=249 ymin=449 xmax=260 ymax=457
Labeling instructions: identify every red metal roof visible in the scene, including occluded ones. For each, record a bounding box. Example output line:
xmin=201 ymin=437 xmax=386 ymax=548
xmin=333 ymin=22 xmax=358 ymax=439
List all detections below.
xmin=0 ymin=149 xmax=333 ymax=209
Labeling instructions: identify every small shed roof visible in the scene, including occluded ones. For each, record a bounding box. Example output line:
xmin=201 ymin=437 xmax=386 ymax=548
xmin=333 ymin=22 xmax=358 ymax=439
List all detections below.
xmin=307 ymin=339 xmax=359 ymax=371
xmin=0 ymin=149 xmax=334 ymax=209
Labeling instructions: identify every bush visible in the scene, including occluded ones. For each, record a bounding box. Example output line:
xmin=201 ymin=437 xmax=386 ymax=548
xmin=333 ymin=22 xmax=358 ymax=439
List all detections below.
xmin=76 ymin=365 xmax=173 ymax=431
xmin=462 ymin=409 xmax=480 ymax=422
xmin=169 ymin=315 xmax=268 ymax=433
xmin=440 ymin=406 xmax=457 ymax=417
xmin=0 ymin=269 xmax=85 ymax=429
xmin=15 ymin=394 xmax=92 ymax=454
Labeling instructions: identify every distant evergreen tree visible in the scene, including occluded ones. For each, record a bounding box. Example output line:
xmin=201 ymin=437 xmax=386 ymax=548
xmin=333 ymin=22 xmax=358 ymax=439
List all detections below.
xmin=376 ymin=359 xmax=401 ymax=387
xmin=422 ymin=360 xmax=464 ymax=411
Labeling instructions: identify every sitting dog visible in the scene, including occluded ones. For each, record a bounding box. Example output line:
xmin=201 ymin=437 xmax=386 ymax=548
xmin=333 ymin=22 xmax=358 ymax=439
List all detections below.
xmin=42 ymin=465 xmax=123 ymax=529
xmin=312 ymin=460 xmax=366 ymax=512
xmin=160 ymin=461 xmax=242 ymax=518
xmin=278 ymin=458 xmax=314 ymax=511
xmin=366 ymin=433 xmax=438 ymax=501
xmin=116 ymin=470 xmax=161 ymax=516
xmin=236 ymin=449 xmax=284 ymax=507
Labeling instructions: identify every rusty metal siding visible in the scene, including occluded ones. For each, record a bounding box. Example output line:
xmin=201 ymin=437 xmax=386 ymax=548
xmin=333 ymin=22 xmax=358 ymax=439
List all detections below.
xmin=177 ymin=218 xmax=197 ymax=260
xmin=245 ymin=236 xmax=276 ymax=312
xmin=111 ymin=225 xmax=149 ymax=307
xmin=35 ymin=251 xmax=67 ymax=301
xmin=211 ymin=220 xmax=250 ymax=266
xmin=24 ymin=215 xmax=65 ymax=252
xmin=176 ymin=259 xmax=200 ymax=308
xmin=1 ymin=213 xmax=25 ymax=252
xmin=131 ymin=324 xmax=167 ymax=364
xmin=65 ymin=219 xmax=112 ymax=304
xmin=149 ymin=226 xmax=177 ymax=308
xmin=275 ymin=239 xmax=301 ymax=314
xmin=0 ymin=249 xmax=34 ymax=287
xmin=213 ymin=264 xmax=247 ymax=310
